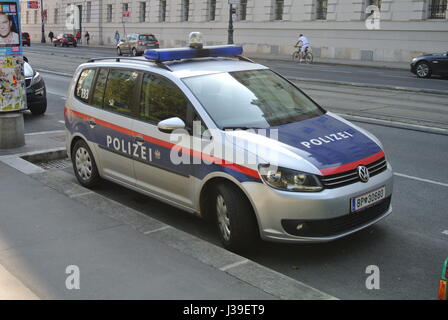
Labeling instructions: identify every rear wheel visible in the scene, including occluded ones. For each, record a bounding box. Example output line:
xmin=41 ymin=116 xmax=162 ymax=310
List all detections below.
xmin=292 ymin=51 xmax=300 ymax=62
xmin=415 ymin=61 xmax=431 ymax=78
xmin=72 ymin=140 xmax=101 ymax=188
xmin=212 ymin=182 xmax=259 ymax=252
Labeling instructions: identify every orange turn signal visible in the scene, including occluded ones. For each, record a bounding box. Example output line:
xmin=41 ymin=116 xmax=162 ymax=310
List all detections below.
xmin=438 ymin=280 xmax=447 ymax=300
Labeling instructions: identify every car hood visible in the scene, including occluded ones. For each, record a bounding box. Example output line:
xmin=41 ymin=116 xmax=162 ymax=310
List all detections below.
xmin=414 ymin=53 xmax=446 ymax=60
xmin=224 ymin=112 xmax=384 ymax=176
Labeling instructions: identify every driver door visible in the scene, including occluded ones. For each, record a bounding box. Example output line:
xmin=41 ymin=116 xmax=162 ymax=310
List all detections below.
xmin=131 ymin=72 xmax=194 ymax=209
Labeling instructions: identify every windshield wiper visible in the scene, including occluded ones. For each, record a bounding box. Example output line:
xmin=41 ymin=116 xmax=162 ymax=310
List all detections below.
xmin=222 ymin=126 xmax=263 ymax=130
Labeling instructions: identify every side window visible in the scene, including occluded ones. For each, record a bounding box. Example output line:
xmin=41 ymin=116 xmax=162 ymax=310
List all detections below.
xmin=91 ymin=68 xmax=109 ymax=108
xmin=75 ymin=69 xmax=96 ymax=103
xmin=103 ymin=69 xmax=140 ymax=116
xmin=139 ymin=73 xmax=188 ymax=125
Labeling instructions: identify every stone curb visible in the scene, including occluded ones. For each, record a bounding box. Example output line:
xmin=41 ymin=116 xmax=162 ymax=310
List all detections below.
xmin=340 ymin=114 xmax=448 ymax=136
xmin=288 ymin=76 xmax=448 ymax=96
xmin=0 ymin=148 xmax=337 ymax=300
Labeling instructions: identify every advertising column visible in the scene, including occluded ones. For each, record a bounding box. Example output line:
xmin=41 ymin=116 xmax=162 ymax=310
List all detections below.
xmin=0 ymin=0 xmax=26 ymax=148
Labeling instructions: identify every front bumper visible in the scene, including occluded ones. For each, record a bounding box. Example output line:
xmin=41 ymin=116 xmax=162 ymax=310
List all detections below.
xmin=26 ymin=78 xmax=46 ymax=107
xmin=242 ymin=164 xmax=394 ymax=243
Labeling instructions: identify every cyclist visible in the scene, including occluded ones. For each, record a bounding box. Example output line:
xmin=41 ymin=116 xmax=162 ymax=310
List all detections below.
xmin=295 ymin=34 xmax=310 ymax=62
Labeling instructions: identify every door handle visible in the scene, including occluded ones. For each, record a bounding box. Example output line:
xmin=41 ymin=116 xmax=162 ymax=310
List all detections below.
xmin=134 ymin=135 xmax=144 ymax=143
xmin=87 ymin=119 xmax=96 ymax=126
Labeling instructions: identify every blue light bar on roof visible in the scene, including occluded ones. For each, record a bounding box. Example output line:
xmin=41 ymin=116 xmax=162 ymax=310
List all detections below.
xmin=144 ymin=45 xmax=243 ymax=63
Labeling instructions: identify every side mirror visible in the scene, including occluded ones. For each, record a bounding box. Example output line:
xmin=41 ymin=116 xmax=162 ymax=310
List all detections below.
xmin=157 ymin=117 xmax=186 ymax=133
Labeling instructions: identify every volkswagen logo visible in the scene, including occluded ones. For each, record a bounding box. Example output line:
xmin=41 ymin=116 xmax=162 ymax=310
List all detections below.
xmin=358 ymin=166 xmax=370 ymax=183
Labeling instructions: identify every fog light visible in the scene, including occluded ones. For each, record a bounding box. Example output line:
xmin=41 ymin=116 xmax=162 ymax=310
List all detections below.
xmin=296 ymin=223 xmax=305 ymax=231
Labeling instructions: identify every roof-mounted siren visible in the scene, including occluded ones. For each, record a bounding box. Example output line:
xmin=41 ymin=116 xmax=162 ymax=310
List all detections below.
xmin=189 ymin=32 xmax=203 ymax=49
xmin=144 ymin=31 xmax=243 ymax=63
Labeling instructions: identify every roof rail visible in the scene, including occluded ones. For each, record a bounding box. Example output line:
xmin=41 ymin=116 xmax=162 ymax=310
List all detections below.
xmin=86 ymin=56 xmax=172 ymax=71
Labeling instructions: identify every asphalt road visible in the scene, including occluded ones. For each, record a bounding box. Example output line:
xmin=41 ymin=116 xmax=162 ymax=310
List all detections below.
xmin=24 ymin=70 xmax=448 ymax=300
xmin=24 ymin=43 xmax=448 ymax=92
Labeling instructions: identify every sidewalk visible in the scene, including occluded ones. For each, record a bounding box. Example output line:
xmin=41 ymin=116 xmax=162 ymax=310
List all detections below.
xmin=0 ymin=132 xmax=334 ymax=300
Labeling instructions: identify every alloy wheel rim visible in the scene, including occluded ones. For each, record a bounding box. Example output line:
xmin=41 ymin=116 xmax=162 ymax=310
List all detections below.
xmin=216 ymin=194 xmax=231 ymax=241
xmin=416 ymin=64 xmax=428 ymax=77
xmin=75 ymin=147 xmax=93 ymax=181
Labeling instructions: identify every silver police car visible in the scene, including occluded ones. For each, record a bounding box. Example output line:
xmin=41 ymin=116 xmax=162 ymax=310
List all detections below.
xmin=65 ymin=33 xmax=393 ymax=252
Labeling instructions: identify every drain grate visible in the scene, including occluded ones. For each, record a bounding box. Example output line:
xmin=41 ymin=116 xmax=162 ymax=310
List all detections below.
xmin=36 ymin=158 xmax=72 ymax=170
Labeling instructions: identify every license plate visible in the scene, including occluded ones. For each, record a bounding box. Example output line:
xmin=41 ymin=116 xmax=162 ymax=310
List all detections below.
xmin=351 ymin=186 xmax=386 ymax=212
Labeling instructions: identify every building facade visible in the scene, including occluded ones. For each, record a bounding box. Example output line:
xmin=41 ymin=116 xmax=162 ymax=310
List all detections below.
xmin=20 ymin=0 xmax=448 ymax=62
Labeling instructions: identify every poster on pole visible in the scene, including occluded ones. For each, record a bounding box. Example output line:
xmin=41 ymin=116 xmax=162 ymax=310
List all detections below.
xmin=0 ymin=0 xmax=26 ymax=112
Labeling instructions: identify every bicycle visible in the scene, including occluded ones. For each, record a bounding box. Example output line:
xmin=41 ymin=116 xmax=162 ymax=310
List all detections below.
xmin=292 ymin=46 xmax=313 ymax=64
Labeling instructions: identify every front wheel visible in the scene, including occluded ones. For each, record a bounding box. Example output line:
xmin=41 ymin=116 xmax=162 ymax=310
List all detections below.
xmin=304 ymin=52 xmax=314 ymax=64
xmin=415 ymin=61 xmax=431 ymax=78
xmin=72 ymin=140 xmax=101 ymax=188
xmin=213 ymin=182 xmax=259 ymax=252
xmin=29 ymin=99 xmax=47 ymax=115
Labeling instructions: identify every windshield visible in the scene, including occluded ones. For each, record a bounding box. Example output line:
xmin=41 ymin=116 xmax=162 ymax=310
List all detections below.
xmin=182 ymin=70 xmax=324 ymax=129
xmin=139 ymin=35 xmax=156 ymax=41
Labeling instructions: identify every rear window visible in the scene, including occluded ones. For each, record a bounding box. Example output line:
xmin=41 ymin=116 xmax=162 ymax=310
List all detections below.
xmin=139 ymin=35 xmax=156 ymax=41
xmin=75 ymin=69 xmax=96 ymax=103
xmin=22 ymin=33 xmax=29 ymax=37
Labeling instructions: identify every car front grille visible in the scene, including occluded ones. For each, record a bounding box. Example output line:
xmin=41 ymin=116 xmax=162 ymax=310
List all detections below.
xmin=281 ymin=196 xmax=391 ymax=237
xmin=320 ymin=157 xmax=387 ymax=189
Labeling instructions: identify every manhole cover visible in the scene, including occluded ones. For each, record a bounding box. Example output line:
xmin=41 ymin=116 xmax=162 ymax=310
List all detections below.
xmin=36 ymin=158 xmax=72 ymax=170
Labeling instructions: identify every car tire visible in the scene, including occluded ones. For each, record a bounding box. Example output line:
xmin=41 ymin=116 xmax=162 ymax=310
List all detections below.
xmin=73 ymin=43 xmax=77 ymax=48
xmin=54 ymin=42 xmax=57 ymax=47
xmin=212 ymin=182 xmax=259 ymax=252
xmin=29 ymin=98 xmax=47 ymax=116
xmin=72 ymin=139 xmax=101 ymax=188
xmin=415 ymin=61 xmax=432 ymax=78
xmin=117 ymin=47 xmax=122 ymax=56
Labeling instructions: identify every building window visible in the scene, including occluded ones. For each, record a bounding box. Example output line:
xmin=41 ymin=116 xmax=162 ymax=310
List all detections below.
xmin=274 ymin=0 xmax=284 ymax=20
xmin=316 ymin=0 xmax=328 ymax=20
xmin=182 ymin=0 xmax=189 ymax=21
xmin=139 ymin=2 xmax=146 ymax=22
xmin=428 ymin=0 xmax=447 ymax=19
xmin=34 ymin=10 xmax=37 ymax=24
xmin=239 ymin=0 xmax=247 ymax=21
xmin=159 ymin=0 xmax=166 ymax=22
xmin=209 ymin=0 xmax=216 ymax=21
xmin=54 ymin=8 xmax=58 ymax=24
xmin=86 ymin=2 xmax=91 ymax=23
xmin=107 ymin=4 xmax=113 ymax=22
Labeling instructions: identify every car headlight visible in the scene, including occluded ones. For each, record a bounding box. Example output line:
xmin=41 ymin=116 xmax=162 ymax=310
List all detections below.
xmin=258 ymin=164 xmax=323 ymax=192
xmin=30 ymin=72 xmax=42 ymax=87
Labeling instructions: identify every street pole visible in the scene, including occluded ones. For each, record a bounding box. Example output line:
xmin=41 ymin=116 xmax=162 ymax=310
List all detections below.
xmin=40 ymin=0 xmax=46 ymax=43
xmin=228 ymin=4 xmax=234 ymax=44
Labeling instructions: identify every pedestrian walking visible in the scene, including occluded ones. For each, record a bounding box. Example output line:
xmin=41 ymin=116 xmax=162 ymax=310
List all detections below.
xmin=114 ymin=30 xmax=120 ymax=45
xmin=48 ymin=31 xmax=54 ymax=44
xmin=76 ymin=31 xmax=81 ymax=45
xmin=84 ymin=31 xmax=90 ymax=45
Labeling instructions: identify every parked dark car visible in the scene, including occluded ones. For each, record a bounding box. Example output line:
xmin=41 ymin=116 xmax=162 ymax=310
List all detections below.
xmin=410 ymin=51 xmax=448 ymax=78
xmin=53 ymin=34 xmax=77 ymax=47
xmin=117 ymin=33 xmax=159 ymax=56
xmin=21 ymin=32 xmax=31 ymax=46
xmin=24 ymin=57 xmax=47 ymax=115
